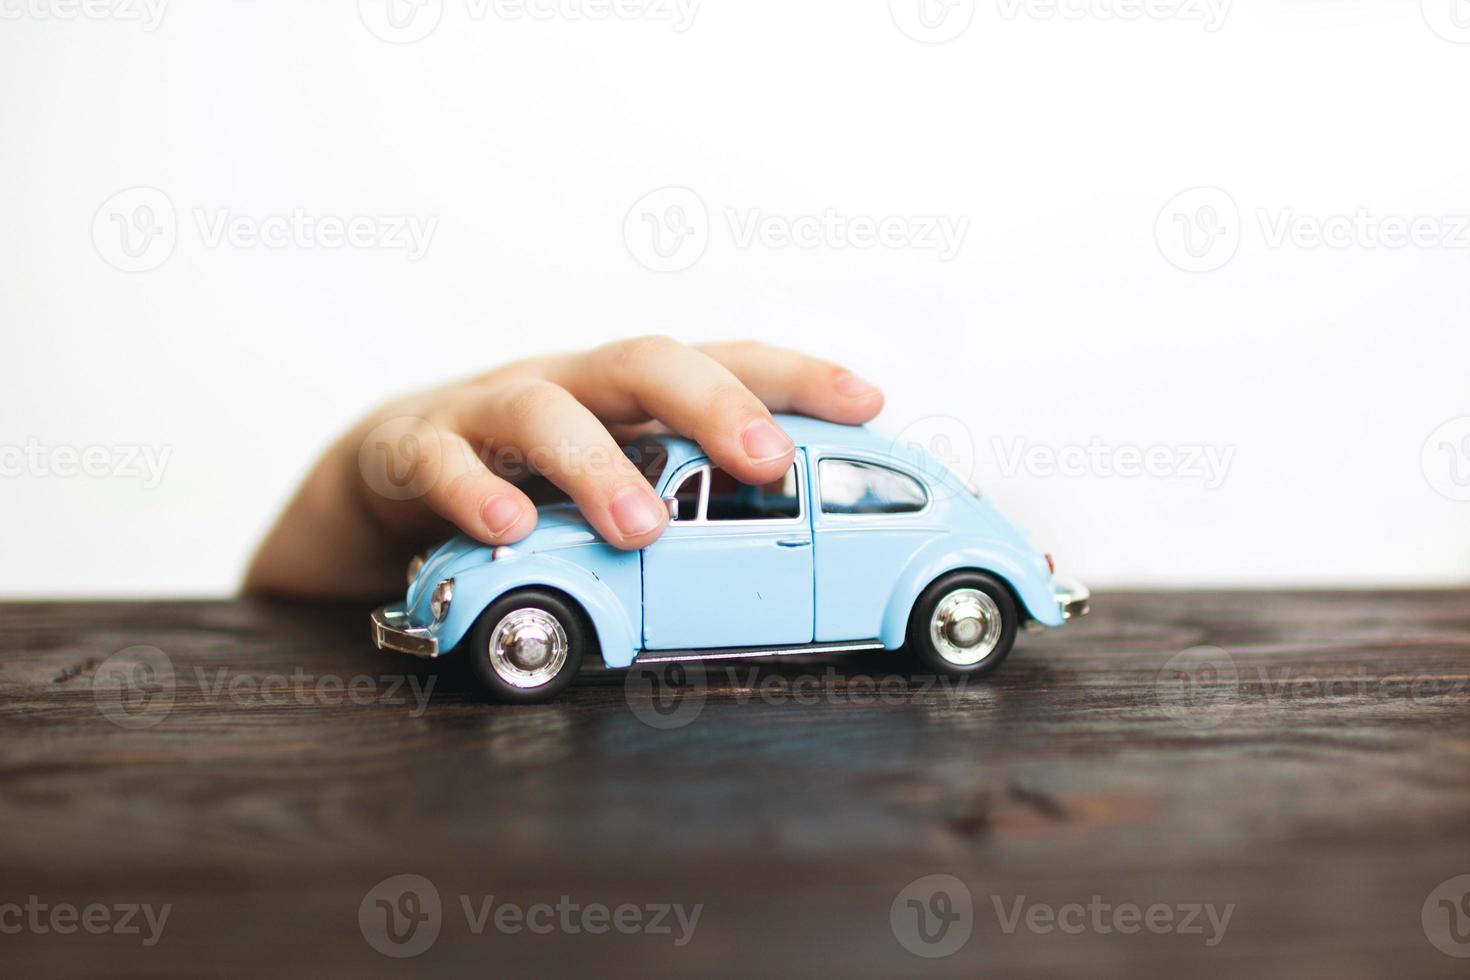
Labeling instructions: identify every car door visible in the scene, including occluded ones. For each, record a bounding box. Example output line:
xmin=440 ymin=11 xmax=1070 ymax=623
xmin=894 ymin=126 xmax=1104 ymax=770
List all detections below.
xmin=641 ymin=455 xmax=814 ymax=650
xmin=810 ymin=455 xmax=938 ymax=642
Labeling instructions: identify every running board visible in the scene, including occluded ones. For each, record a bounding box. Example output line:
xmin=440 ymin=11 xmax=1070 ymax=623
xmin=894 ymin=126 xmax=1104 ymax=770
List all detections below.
xmin=635 ymin=640 xmax=886 ymax=665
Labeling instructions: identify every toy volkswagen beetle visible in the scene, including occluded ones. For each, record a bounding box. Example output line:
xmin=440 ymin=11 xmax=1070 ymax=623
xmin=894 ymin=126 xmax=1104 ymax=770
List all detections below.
xmin=371 ymin=415 xmax=1089 ymax=702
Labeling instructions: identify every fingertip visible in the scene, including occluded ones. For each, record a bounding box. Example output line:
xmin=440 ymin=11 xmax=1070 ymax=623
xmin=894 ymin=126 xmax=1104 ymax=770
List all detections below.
xmin=478 ymin=493 xmax=536 ymax=543
xmin=605 ymin=484 xmax=668 ymax=549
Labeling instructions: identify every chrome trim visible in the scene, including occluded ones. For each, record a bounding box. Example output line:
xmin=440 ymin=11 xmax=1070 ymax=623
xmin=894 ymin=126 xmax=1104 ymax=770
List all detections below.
xmin=636 ymin=640 xmax=884 ymax=664
xmin=929 ymin=587 xmax=1003 ymax=666
xmin=1052 ymin=575 xmax=1091 ymax=620
xmin=371 ymin=603 xmax=440 ymax=658
xmin=487 ymin=607 xmax=569 ymax=689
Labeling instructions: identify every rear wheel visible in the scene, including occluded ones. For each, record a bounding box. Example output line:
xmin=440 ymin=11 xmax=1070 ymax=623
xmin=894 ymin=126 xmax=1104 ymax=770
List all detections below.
xmin=467 ymin=589 xmax=586 ymax=703
xmin=906 ymin=571 xmax=1018 ymax=677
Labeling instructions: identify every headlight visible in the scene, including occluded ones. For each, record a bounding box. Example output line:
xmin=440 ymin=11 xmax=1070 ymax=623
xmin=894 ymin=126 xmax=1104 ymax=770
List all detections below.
xmin=430 ymin=578 xmax=454 ymax=621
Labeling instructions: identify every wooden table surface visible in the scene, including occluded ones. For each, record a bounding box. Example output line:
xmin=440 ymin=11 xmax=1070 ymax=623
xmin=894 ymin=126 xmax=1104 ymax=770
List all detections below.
xmin=2 ymin=591 xmax=1468 ymax=978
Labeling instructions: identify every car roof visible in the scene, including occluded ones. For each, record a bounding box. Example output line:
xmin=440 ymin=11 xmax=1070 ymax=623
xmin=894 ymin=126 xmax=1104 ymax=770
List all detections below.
xmin=646 ymin=413 xmax=933 ymax=475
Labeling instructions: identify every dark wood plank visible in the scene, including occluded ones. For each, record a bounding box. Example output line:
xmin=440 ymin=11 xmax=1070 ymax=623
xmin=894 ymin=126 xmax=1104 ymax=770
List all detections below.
xmin=1 ymin=591 xmax=1468 ymax=978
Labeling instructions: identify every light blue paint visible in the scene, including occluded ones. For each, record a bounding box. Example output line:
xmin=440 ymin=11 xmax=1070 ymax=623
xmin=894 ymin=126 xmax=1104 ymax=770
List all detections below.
xmin=402 ymin=415 xmax=1070 ymax=666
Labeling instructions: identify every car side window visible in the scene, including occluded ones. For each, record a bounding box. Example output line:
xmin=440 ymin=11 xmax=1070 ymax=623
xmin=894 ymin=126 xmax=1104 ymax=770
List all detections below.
xmin=706 ymin=464 xmax=801 ymax=522
xmin=818 ymin=459 xmax=927 ymax=515
xmin=669 ymin=468 xmax=705 ymax=521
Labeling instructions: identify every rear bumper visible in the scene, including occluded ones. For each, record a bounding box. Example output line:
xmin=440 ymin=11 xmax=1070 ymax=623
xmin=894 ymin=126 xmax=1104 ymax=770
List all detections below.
xmin=371 ymin=602 xmax=441 ymax=658
xmin=1052 ymin=576 xmax=1091 ymax=621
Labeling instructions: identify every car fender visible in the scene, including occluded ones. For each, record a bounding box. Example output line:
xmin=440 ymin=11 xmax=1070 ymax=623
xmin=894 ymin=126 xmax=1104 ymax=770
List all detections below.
xmin=433 ymin=555 xmax=641 ymax=668
xmin=879 ymin=536 xmax=1063 ymax=648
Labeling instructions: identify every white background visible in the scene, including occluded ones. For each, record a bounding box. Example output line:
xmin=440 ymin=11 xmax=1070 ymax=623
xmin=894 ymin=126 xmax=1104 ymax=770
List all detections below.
xmin=2 ymin=0 xmax=1467 ymax=597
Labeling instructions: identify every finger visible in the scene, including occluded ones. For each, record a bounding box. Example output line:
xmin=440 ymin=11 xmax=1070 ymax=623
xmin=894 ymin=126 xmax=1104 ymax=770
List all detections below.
xmin=454 ymin=379 xmax=668 ymax=549
xmin=548 ymin=335 xmax=798 ymax=486
xmin=420 ymin=429 xmax=539 ymax=545
xmin=695 ymin=340 xmax=884 ymax=425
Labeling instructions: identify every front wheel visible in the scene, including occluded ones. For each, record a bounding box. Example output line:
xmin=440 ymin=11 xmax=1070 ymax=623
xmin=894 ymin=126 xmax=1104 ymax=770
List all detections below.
xmin=906 ymin=571 xmax=1019 ymax=677
xmin=467 ymin=589 xmax=587 ymax=703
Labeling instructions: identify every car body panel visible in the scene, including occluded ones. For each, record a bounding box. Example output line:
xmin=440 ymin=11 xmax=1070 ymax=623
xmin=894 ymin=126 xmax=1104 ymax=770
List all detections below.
xmin=391 ymin=415 xmax=1073 ymax=668
xmin=641 ymin=452 xmax=814 ymax=648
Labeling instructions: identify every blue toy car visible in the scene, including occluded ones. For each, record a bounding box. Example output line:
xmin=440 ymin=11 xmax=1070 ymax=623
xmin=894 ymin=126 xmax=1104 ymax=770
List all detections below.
xmin=371 ymin=415 xmax=1089 ymax=702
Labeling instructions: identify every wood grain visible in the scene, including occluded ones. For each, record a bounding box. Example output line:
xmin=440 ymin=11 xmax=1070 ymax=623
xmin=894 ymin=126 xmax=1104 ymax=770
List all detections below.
xmin=1 ymin=591 xmax=1468 ymax=977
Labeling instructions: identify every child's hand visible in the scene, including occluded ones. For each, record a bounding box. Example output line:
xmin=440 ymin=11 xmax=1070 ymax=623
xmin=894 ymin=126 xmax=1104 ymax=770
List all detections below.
xmin=245 ymin=337 xmax=883 ymax=597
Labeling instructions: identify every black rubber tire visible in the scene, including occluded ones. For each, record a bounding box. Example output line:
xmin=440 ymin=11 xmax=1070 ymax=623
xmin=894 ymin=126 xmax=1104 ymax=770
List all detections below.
xmin=466 ymin=589 xmax=587 ymax=703
xmin=906 ymin=570 xmax=1019 ymax=678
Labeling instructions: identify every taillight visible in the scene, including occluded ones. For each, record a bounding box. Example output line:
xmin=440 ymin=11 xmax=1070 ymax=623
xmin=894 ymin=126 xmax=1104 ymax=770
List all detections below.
xmin=1045 ymin=553 xmax=1055 ymax=575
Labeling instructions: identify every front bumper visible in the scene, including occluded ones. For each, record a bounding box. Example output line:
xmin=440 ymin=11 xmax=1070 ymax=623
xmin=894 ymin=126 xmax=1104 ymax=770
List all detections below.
xmin=1052 ymin=576 xmax=1091 ymax=620
xmin=371 ymin=602 xmax=441 ymax=658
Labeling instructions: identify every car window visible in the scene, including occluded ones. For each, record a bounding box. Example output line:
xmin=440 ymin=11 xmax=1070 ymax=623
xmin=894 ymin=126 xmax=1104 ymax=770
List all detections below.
xmin=818 ymin=459 xmax=927 ymax=515
xmin=706 ymin=464 xmax=801 ymax=521
xmin=667 ymin=467 xmax=705 ymax=522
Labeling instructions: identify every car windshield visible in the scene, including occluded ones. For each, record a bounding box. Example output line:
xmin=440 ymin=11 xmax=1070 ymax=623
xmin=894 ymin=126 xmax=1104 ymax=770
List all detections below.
xmin=625 ymin=438 xmax=668 ymax=488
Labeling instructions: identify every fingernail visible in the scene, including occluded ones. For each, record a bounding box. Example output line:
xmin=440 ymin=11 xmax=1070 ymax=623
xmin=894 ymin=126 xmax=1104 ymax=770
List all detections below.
xmin=741 ymin=419 xmax=795 ymax=463
xmin=834 ymin=372 xmax=879 ymax=398
xmin=481 ymin=495 xmax=522 ymax=536
xmin=610 ymin=486 xmax=664 ymax=539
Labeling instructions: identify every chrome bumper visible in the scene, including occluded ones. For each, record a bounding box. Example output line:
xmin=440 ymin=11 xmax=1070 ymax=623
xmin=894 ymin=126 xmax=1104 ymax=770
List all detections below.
xmin=371 ymin=602 xmax=440 ymax=658
xmin=1053 ymin=576 xmax=1091 ymax=620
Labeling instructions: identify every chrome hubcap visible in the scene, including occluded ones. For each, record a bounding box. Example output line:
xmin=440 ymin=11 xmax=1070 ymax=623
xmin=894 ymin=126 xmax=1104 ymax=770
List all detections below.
xmin=488 ymin=608 xmax=568 ymax=688
xmin=929 ymin=588 xmax=1002 ymax=666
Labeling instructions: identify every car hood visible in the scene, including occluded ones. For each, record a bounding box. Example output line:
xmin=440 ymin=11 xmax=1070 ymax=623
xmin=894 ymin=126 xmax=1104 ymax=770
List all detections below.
xmin=408 ymin=504 xmax=600 ymax=603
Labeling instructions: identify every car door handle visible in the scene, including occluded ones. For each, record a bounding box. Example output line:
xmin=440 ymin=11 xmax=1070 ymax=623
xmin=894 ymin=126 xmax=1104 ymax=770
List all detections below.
xmin=776 ymin=537 xmax=810 ymax=548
